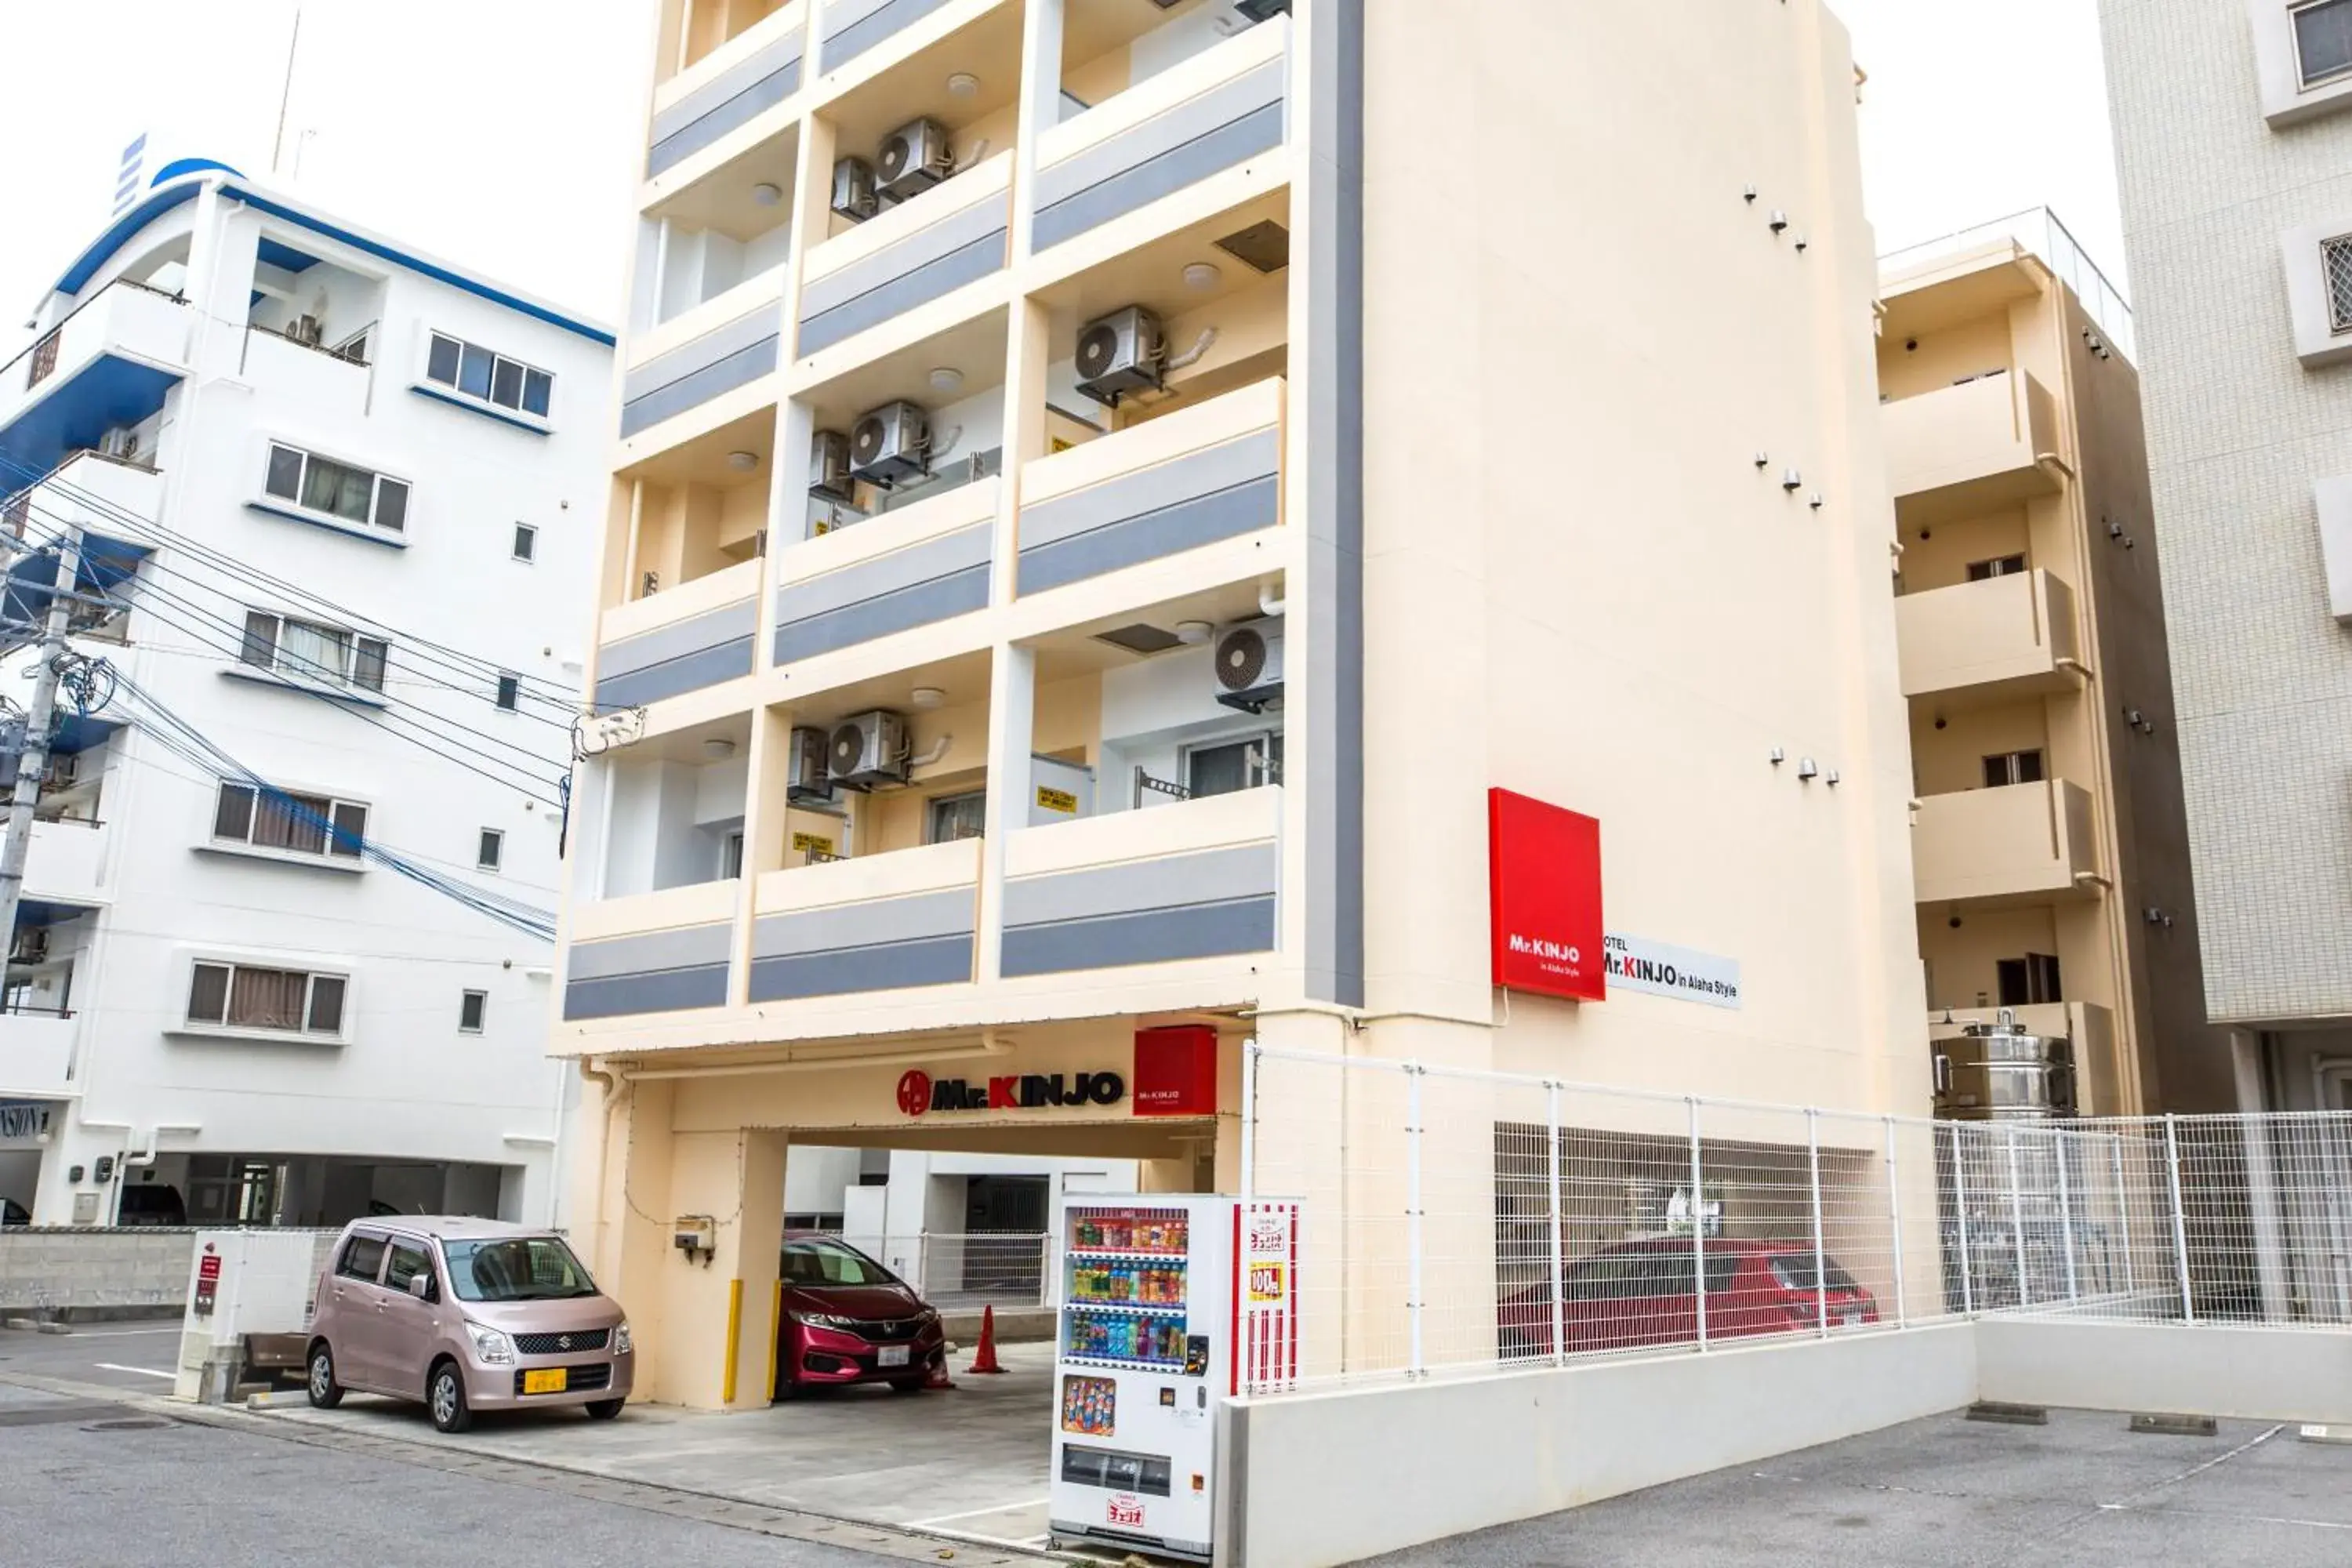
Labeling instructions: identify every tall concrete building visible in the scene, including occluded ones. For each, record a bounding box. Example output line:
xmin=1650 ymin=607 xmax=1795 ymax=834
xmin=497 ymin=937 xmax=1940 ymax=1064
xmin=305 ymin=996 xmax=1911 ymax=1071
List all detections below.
xmin=0 ymin=161 xmax=611 ymax=1225
xmin=2100 ymin=0 xmax=2352 ymax=1111
xmin=559 ymin=0 xmax=1926 ymax=1409
xmin=1878 ymin=213 xmax=2230 ymax=1114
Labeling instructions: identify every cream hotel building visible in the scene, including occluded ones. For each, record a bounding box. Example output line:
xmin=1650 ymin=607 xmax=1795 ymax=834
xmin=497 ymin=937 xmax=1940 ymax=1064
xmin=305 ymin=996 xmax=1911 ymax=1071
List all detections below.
xmin=559 ymin=0 xmax=1931 ymax=1406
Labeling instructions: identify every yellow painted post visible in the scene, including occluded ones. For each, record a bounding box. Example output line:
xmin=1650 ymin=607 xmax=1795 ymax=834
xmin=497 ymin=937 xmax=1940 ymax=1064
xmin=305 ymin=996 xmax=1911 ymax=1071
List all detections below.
xmin=720 ymin=1277 xmax=743 ymax=1405
xmin=768 ymin=1278 xmax=784 ymax=1402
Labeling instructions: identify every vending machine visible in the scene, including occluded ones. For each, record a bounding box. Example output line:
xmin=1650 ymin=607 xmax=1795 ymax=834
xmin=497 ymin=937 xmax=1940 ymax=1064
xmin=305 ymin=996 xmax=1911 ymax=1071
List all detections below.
xmin=1047 ymin=1194 xmax=1299 ymax=1562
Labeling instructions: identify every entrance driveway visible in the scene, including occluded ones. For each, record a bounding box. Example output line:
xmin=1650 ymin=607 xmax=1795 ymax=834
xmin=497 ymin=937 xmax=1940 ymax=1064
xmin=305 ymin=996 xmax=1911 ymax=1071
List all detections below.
xmin=263 ymin=1352 xmax=1059 ymax=1551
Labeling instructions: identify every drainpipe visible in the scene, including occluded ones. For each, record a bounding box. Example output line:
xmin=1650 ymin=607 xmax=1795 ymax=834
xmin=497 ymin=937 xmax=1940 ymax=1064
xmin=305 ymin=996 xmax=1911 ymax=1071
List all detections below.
xmin=579 ymin=1058 xmax=622 ymax=1267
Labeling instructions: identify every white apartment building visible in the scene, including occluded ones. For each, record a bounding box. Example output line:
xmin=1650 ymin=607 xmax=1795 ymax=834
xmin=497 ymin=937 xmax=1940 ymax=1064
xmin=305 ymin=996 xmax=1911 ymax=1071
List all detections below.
xmin=2100 ymin=0 xmax=2352 ymax=1111
xmin=0 ymin=158 xmax=612 ymax=1226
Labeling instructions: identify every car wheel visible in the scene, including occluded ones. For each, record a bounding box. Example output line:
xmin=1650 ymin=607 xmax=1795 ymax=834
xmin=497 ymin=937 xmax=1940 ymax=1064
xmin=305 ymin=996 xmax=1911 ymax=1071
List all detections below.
xmin=585 ymin=1398 xmax=625 ymax=1421
xmin=888 ymin=1375 xmax=929 ymax=1394
xmin=773 ymin=1371 xmax=801 ymax=1402
xmin=428 ymin=1360 xmax=473 ymax=1433
xmin=307 ymin=1343 xmax=343 ymax=1410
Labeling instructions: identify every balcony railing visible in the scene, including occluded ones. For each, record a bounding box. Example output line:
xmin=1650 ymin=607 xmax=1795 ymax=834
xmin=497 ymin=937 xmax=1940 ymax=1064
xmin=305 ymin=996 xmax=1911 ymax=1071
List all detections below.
xmin=561 ymin=881 xmax=739 ymax=1022
xmin=0 ymin=281 xmax=192 ymax=472
xmin=1015 ymin=376 xmax=1284 ymax=597
xmin=793 ymin=151 xmax=1012 ymax=362
xmin=648 ymin=1 xmax=808 ymax=178
xmin=619 ymin=292 xmax=785 ymax=441
xmin=1000 ymin=785 xmax=1279 ymax=978
xmin=0 ymin=1010 xmax=77 ymax=1098
xmin=1031 ymin=16 xmax=1290 ymax=253
xmin=1913 ymin=779 xmax=2103 ymax=908
xmin=748 ymin=836 xmax=981 ymax=1002
xmin=1883 ymin=370 xmax=2068 ymax=527
xmin=772 ymin=473 xmax=997 ymax=665
xmin=1896 ymin=568 xmax=2084 ymax=706
xmin=596 ymin=556 xmax=764 ymax=711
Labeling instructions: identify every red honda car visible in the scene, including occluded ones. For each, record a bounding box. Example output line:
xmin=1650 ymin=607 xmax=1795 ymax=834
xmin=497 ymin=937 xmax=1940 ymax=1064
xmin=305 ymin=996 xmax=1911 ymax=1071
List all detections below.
xmin=773 ymin=1235 xmax=946 ymax=1398
xmin=1498 ymin=1237 xmax=1879 ymax=1358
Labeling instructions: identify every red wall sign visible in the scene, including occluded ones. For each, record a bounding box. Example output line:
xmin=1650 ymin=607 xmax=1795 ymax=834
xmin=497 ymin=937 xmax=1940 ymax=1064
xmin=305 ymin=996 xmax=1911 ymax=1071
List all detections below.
xmin=1133 ymin=1025 xmax=1219 ymax=1117
xmin=1488 ymin=789 xmax=1606 ymax=1002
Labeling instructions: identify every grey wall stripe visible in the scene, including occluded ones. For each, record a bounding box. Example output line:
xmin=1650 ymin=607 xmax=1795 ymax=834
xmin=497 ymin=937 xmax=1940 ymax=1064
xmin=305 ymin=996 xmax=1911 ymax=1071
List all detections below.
xmin=795 ymin=230 xmax=1006 ymax=358
xmin=821 ymin=0 xmax=953 ymax=70
xmin=753 ymin=886 xmax=974 ymax=960
xmin=619 ymin=335 xmax=778 ymax=437
xmin=772 ymin=562 xmax=989 ymax=662
xmin=1301 ymin=1 xmax=1365 ymax=1008
xmin=749 ymin=932 xmax=975 ymax=1000
xmin=777 ymin=521 xmax=990 ymax=620
xmin=1018 ymin=474 xmax=1278 ymax=596
xmin=564 ymin=964 xmax=731 ymax=1020
xmin=1035 ymin=101 xmax=1285 ymax=252
xmin=800 ymin=195 xmax=1007 ymax=320
xmin=594 ymin=635 xmax=756 ymax=709
xmin=567 ymin=921 xmax=735 ymax=982
xmin=1002 ymin=896 xmax=1276 ymax=978
xmin=599 ymin=597 xmax=760 ymax=680
xmin=622 ymin=304 xmax=781 ymax=405
xmin=1034 ymin=59 xmax=1284 ymax=210
xmin=1004 ymin=841 xmax=1277 ymax=930
xmin=646 ymin=34 xmax=804 ymax=176
xmin=1022 ymin=428 xmax=1279 ymax=550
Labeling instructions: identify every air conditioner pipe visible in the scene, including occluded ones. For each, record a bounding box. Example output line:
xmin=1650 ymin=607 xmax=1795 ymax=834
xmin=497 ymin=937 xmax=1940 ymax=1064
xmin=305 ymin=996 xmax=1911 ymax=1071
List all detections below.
xmin=904 ymin=733 xmax=953 ymax=770
xmin=1258 ymin=584 xmax=1286 ymax=618
xmin=1164 ymin=327 xmax=1218 ymax=372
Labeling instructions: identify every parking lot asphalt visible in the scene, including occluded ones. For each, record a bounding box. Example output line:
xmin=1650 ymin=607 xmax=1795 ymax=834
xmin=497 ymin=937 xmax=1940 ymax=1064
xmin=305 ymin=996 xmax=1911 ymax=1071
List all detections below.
xmin=260 ymin=1340 xmax=1062 ymax=1551
xmin=0 ymin=1319 xmax=187 ymax=1391
xmin=1358 ymin=1404 xmax=2352 ymax=1567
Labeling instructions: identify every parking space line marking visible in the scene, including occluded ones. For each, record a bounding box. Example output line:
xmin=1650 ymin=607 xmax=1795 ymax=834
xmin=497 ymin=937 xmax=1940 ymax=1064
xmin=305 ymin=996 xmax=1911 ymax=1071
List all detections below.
xmin=91 ymin=1363 xmax=175 ymax=1380
xmin=907 ymin=1498 xmax=1051 ymax=1526
xmin=66 ymin=1327 xmax=181 ymax=1338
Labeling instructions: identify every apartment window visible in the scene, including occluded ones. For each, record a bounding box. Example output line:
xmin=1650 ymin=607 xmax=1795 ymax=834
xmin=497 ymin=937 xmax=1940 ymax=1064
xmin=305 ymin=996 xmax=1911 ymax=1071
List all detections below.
xmin=185 ymin=960 xmax=347 ymax=1036
xmin=212 ymin=782 xmax=367 ymax=859
xmin=425 ymin=332 xmax=554 ymax=419
xmin=263 ymin=442 xmax=410 ymax=534
xmin=494 ymin=673 xmax=521 ymax=711
xmin=241 ymin=612 xmax=388 ymax=694
xmin=1982 ymin=750 xmax=2046 ymax=789
xmin=720 ymin=830 xmax=745 ymax=880
xmin=1996 ymin=953 xmax=2063 ymax=1007
xmin=927 ymin=791 xmax=987 ymax=844
xmin=2297 ymin=0 xmax=2352 ymax=86
xmin=512 ymin=523 xmax=537 ymax=562
xmin=2324 ymin=234 xmax=2352 ymax=336
xmin=458 ymin=989 xmax=488 ymax=1033
xmin=1184 ymin=732 xmax=1284 ymax=798
xmin=1966 ymin=554 xmax=2027 ymax=582
xmin=477 ymin=828 xmax=504 ymax=871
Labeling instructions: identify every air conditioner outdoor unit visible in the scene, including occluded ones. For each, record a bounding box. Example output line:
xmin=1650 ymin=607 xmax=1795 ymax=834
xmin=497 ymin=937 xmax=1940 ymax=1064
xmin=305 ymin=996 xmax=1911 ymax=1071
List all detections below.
xmin=1212 ymin=617 xmax=1284 ymax=712
xmin=98 ymin=427 xmax=139 ymax=460
xmin=830 ymin=156 xmax=879 ymax=222
xmin=877 ymin=117 xmax=953 ymax=202
xmin=828 ymin=710 xmax=909 ymax=789
xmin=10 ymin=928 xmax=47 ymax=966
xmin=786 ymin=725 xmax=835 ymax=804
xmin=292 ymin=314 xmax=325 ymax=347
xmin=810 ymin=429 xmax=857 ymax=504
xmin=1074 ymin=305 xmax=1166 ymax=407
xmin=1234 ymin=0 xmax=1290 ymax=20
xmin=849 ymin=401 xmax=931 ymax=488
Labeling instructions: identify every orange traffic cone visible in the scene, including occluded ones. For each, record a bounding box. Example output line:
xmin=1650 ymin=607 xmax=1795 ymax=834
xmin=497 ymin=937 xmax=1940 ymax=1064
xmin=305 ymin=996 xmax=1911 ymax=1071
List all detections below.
xmin=925 ymin=1352 xmax=956 ymax=1391
xmin=967 ymin=1304 xmax=1007 ymax=1374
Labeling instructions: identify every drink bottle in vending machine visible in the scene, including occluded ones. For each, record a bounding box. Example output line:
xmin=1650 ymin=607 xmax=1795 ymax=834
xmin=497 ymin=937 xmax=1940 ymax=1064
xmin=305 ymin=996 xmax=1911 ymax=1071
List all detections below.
xmin=1047 ymin=1195 xmax=1300 ymax=1563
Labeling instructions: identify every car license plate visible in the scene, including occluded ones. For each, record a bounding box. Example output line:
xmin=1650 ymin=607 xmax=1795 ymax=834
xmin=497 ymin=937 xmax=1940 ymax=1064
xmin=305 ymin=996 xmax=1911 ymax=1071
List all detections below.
xmin=877 ymin=1345 xmax=911 ymax=1368
xmin=521 ymin=1368 xmax=568 ymax=1395
xmin=1839 ymin=1309 xmax=1861 ymax=1327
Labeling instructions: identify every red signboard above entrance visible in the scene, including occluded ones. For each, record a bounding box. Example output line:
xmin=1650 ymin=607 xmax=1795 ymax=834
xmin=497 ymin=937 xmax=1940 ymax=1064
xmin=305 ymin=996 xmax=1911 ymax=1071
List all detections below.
xmin=1488 ymin=789 xmax=1605 ymax=1002
xmin=1133 ymin=1025 xmax=1218 ymax=1116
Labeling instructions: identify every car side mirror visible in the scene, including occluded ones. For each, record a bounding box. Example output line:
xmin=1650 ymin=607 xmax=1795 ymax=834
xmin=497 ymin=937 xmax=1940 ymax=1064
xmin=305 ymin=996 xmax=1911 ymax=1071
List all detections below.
xmin=408 ymin=1273 xmax=434 ymax=1301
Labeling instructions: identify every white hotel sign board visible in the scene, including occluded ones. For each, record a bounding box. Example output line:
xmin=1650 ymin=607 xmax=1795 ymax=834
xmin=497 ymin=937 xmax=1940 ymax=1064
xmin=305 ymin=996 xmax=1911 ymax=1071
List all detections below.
xmin=1603 ymin=934 xmax=1742 ymax=1010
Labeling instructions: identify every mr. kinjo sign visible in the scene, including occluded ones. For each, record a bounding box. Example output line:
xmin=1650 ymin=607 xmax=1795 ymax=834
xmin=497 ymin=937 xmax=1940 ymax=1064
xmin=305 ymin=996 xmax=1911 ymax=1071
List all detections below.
xmin=1603 ymin=934 xmax=1741 ymax=1010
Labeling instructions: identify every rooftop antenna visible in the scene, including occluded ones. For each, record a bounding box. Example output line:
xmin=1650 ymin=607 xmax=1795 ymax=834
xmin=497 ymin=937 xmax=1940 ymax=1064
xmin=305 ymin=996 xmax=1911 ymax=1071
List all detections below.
xmin=270 ymin=4 xmax=303 ymax=177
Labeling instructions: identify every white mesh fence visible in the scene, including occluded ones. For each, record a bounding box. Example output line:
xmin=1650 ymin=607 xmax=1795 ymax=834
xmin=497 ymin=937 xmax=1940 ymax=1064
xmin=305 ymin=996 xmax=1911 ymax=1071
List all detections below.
xmin=1240 ymin=1047 xmax=2352 ymax=1396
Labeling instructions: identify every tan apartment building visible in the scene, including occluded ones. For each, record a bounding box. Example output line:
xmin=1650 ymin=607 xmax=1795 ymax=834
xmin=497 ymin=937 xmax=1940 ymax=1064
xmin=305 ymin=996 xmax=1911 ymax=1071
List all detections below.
xmin=1878 ymin=213 xmax=2229 ymax=1116
xmin=557 ymin=0 xmax=1928 ymax=1414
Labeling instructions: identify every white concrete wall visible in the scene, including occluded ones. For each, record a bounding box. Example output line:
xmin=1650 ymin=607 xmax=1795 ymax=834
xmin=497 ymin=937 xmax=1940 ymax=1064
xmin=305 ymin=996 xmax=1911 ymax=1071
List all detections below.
xmin=1221 ymin=1325 xmax=1981 ymax=1568
xmin=20 ymin=183 xmax=610 ymax=1229
xmin=1977 ymin=1318 xmax=2352 ymax=1425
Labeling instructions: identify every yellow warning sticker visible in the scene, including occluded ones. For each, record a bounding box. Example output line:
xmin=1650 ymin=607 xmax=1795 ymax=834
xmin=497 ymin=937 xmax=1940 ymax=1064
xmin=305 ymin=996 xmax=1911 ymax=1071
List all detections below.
xmin=1036 ymin=786 xmax=1079 ymax=815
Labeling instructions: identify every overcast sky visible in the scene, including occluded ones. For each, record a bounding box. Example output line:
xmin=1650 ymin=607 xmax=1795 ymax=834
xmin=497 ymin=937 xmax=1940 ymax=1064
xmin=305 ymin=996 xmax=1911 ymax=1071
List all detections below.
xmin=0 ymin=0 xmax=2125 ymax=347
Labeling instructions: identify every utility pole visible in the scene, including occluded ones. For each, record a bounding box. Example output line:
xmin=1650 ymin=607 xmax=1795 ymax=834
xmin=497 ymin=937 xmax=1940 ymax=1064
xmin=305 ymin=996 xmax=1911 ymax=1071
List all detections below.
xmin=0 ymin=520 xmax=86 ymax=962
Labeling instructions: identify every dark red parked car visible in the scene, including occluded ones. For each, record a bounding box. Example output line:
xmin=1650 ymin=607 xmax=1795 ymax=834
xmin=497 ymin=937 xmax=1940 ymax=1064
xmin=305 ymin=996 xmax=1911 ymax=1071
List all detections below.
xmin=1499 ymin=1237 xmax=1879 ymax=1358
xmin=773 ymin=1235 xmax=946 ymax=1398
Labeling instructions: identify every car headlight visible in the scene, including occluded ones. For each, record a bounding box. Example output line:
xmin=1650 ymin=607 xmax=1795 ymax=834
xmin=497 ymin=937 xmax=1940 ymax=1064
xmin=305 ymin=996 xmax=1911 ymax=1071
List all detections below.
xmin=465 ymin=1322 xmax=515 ymax=1364
xmin=799 ymin=1312 xmax=856 ymax=1329
xmin=612 ymin=1322 xmax=633 ymax=1355
xmin=915 ymin=1308 xmax=939 ymax=1325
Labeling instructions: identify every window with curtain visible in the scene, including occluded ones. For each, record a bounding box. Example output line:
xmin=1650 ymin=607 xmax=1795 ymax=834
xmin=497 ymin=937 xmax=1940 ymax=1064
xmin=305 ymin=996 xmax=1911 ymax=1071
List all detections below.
xmin=261 ymin=442 xmax=409 ymax=535
xmin=238 ymin=612 xmax=387 ymax=694
xmin=186 ymin=961 xmax=345 ymax=1036
xmin=212 ymin=782 xmax=366 ymax=860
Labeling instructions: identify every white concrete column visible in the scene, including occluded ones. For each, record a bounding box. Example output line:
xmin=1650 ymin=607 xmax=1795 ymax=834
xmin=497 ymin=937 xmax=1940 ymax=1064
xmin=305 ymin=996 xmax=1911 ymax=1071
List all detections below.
xmin=1009 ymin=0 xmax=1066 ymax=263
xmin=977 ymin=644 xmax=1036 ymax=982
